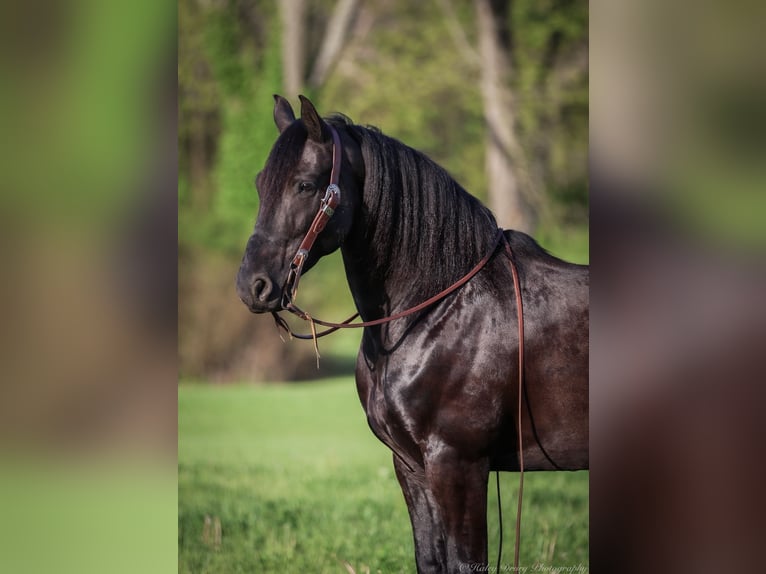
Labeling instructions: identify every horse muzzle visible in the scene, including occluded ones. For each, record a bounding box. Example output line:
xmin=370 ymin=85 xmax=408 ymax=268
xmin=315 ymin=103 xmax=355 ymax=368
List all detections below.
xmin=236 ymin=269 xmax=282 ymax=313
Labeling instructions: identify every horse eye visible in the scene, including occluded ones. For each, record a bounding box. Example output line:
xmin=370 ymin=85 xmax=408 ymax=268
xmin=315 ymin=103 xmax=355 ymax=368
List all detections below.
xmin=298 ymin=181 xmax=316 ymax=193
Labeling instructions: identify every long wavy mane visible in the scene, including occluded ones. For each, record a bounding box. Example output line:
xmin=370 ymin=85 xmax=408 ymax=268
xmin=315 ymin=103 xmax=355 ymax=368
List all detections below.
xmin=329 ymin=116 xmax=499 ymax=300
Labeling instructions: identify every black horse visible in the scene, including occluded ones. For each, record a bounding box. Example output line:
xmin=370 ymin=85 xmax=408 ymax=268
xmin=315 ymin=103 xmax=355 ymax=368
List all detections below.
xmin=236 ymin=95 xmax=588 ymax=573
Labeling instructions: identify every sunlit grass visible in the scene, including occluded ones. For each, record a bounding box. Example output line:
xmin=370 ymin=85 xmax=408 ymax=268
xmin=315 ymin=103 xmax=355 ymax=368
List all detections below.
xmin=179 ymin=380 xmax=588 ymax=573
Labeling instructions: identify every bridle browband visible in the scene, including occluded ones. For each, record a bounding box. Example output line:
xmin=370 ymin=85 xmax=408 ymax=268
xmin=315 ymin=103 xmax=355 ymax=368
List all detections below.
xmin=270 ymin=122 xmax=526 ymax=571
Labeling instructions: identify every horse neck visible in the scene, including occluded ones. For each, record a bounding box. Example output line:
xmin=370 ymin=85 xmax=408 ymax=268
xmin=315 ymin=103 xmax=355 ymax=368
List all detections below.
xmin=338 ymin=140 xmax=498 ymax=321
xmin=339 ymin=222 xmax=400 ymax=321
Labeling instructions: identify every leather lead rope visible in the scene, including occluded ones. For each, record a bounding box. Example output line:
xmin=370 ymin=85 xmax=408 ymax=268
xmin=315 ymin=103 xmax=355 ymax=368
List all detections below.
xmin=277 ymin=229 xmax=506 ymax=336
xmin=504 ymin=238 xmax=525 ymax=573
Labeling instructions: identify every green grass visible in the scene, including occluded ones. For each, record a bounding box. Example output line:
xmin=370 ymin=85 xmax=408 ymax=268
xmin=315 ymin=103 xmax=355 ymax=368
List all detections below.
xmin=179 ymin=380 xmax=588 ymax=573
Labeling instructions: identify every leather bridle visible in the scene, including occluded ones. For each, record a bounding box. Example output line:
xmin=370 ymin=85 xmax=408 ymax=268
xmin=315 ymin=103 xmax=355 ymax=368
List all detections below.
xmin=280 ymin=125 xmax=343 ymax=309
xmin=271 ymin=122 xmax=526 ymax=571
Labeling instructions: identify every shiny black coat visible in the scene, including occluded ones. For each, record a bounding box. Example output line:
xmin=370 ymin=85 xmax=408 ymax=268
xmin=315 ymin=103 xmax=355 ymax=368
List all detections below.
xmin=237 ymin=96 xmax=588 ymax=573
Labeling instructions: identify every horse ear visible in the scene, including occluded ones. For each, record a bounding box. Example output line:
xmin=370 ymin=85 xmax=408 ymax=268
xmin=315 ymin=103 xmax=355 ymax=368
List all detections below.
xmin=299 ymin=95 xmax=329 ymax=142
xmin=273 ymin=94 xmax=296 ymax=133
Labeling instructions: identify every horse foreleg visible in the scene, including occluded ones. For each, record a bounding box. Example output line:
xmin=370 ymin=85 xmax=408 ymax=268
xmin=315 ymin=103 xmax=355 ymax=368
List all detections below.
xmin=394 ymin=455 xmax=446 ymax=573
xmin=424 ymin=444 xmax=490 ymax=573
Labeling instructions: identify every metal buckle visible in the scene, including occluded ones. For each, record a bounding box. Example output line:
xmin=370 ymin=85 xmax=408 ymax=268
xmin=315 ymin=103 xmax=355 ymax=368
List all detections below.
xmin=283 ymin=249 xmax=310 ymax=308
xmin=292 ymin=248 xmax=309 ymax=269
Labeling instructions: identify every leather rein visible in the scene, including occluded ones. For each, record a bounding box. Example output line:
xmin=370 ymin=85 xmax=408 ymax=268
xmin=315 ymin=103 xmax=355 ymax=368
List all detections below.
xmin=270 ymin=124 xmax=526 ymax=570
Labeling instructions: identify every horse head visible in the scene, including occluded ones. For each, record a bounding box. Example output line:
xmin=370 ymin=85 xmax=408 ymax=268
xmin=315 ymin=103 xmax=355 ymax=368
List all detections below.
xmin=236 ymin=95 xmax=362 ymax=313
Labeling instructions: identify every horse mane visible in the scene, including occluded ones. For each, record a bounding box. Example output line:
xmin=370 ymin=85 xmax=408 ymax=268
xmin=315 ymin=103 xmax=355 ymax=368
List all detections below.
xmin=327 ymin=115 xmax=500 ymax=299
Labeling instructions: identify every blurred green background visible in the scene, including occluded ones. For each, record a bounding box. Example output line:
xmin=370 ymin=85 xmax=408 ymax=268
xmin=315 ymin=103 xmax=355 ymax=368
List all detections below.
xmin=0 ymin=2 xmax=177 ymax=573
xmin=179 ymin=0 xmax=589 ymax=382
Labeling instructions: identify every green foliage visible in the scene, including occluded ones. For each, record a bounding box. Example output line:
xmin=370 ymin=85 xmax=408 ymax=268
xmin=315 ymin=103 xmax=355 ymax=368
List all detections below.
xmin=180 ymin=0 xmax=282 ymax=255
xmin=204 ymin=8 xmax=248 ymax=98
xmin=208 ymin=64 xmax=281 ymax=255
xmin=178 ymin=380 xmax=589 ymax=573
xmin=178 ymin=0 xmax=220 ymax=151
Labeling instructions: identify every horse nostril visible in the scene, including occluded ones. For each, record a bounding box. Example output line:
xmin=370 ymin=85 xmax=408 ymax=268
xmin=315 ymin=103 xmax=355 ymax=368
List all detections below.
xmin=251 ymin=274 xmax=273 ymax=302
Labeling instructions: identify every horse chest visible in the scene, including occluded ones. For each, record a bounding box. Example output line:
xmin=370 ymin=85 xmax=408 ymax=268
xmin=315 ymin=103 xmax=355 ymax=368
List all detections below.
xmin=355 ymin=360 xmax=435 ymax=466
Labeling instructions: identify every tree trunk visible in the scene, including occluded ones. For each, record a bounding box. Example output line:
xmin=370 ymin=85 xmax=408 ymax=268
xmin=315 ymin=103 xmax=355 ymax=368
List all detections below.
xmin=308 ymin=0 xmax=359 ymax=88
xmin=476 ymin=0 xmax=536 ymax=232
xmin=280 ymin=0 xmax=305 ymax=95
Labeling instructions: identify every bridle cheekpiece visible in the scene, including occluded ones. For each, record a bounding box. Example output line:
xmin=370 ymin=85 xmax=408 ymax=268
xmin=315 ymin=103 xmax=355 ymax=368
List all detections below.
xmin=281 ymin=125 xmax=343 ymax=309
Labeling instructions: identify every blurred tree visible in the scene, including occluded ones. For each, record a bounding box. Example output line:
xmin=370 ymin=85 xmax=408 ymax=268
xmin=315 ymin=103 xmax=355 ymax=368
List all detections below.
xmin=279 ymin=0 xmax=360 ymax=94
xmin=444 ymin=0 xmax=588 ymax=232
xmin=308 ymin=0 xmax=360 ymax=88
xmin=476 ymin=0 xmax=536 ymax=231
xmin=511 ymin=0 xmax=588 ymax=228
xmin=280 ymin=0 xmax=305 ymax=95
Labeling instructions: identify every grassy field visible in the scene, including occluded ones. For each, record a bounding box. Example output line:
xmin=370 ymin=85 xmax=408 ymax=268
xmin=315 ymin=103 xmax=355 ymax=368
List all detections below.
xmin=179 ymin=379 xmax=588 ymax=573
